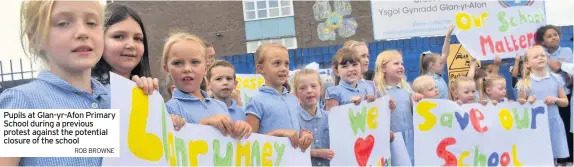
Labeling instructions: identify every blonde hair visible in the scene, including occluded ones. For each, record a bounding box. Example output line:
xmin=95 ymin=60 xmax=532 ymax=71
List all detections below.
xmin=412 ymin=75 xmax=434 ymax=94
xmin=419 ymin=52 xmax=441 ymax=75
xmin=161 ymin=32 xmax=206 ymax=69
xmin=331 ymin=48 xmax=361 ymax=85
xmin=480 ymin=74 xmax=506 ymax=100
xmin=254 ymin=43 xmax=290 ymax=91
xmin=342 ymin=40 xmax=367 ymax=49
xmin=20 ymin=1 xmax=104 ymax=62
xmin=292 ymin=69 xmax=322 ymax=97
xmin=515 ymin=45 xmax=560 ymax=93
xmin=449 ymin=76 xmax=475 ymax=101
xmin=373 ymin=50 xmax=413 ymax=96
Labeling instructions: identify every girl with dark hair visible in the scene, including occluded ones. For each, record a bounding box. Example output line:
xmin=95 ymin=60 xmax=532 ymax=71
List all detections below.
xmin=92 ymin=3 xmax=157 ymax=94
xmin=537 ymin=25 xmax=574 ymax=165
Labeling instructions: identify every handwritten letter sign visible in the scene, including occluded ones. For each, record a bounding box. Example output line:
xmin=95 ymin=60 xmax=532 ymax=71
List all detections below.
xmin=455 ymin=6 xmax=546 ymax=60
xmin=413 ymin=99 xmax=553 ymax=166
xmin=102 ymin=73 xmax=311 ymax=166
xmin=329 ymin=97 xmax=392 ymax=166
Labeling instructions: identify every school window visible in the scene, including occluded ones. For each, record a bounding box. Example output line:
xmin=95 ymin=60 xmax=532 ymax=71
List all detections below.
xmin=246 ymin=36 xmax=297 ymax=53
xmin=243 ymin=0 xmax=293 ymax=21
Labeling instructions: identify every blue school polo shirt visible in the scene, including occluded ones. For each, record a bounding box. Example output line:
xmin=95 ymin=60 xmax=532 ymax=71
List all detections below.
xmin=166 ymin=88 xmax=229 ymax=123
xmin=228 ymin=99 xmax=246 ymax=121
xmin=297 ymin=104 xmax=330 ymax=166
xmin=245 ymin=86 xmax=300 ymax=134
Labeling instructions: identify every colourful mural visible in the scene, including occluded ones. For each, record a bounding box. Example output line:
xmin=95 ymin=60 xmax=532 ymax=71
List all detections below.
xmin=313 ymin=0 xmax=357 ymax=41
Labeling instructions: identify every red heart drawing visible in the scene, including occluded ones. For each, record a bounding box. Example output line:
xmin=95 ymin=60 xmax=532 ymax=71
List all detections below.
xmin=354 ymin=135 xmax=375 ymax=166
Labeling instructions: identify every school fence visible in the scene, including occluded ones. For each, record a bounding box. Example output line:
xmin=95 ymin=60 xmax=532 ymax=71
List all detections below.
xmin=0 ymin=59 xmax=38 ymax=93
xmin=221 ymin=25 xmax=574 ymax=99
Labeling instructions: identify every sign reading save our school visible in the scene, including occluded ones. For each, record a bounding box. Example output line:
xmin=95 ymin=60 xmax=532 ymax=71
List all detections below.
xmin=413 ymin=99 xmax=553 ymax=166
xmin=102 ymin=73 xmax=311 ymax=166
xmin=455 ymin=5 xmax=546 ymax=60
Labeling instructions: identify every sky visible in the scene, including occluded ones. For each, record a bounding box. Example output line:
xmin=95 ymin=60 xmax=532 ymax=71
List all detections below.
xmin=0 ymin=0 xmax=572 ymax=81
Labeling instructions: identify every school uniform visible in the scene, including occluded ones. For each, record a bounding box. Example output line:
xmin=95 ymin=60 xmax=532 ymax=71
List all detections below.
xmin=297 ymin=105 xmax=330 ymax=166
xmin=325 ymin=80 xmax=376 ymax=106
xmin=522 ymin=73 xmax=570 ymax=158
xmin=245 ymin=86 xmax=300 ymax=134
xmin=166 ymin=88 xmax=229 ymax=123
xmin=429 ymin=73 xmax=449 ymax=100
xmin=228 ymin=99 xmax=246 ymax=121
xmin=0 ymin=71 xmax=109 ymax=166
xmin=378 ymin=84 xmax=415 ymax=165
xmin=546 ymin=46 xmax=573 ymax=95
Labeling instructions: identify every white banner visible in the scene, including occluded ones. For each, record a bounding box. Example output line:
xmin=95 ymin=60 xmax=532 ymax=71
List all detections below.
xmin=102 ymin=73 xmax=311 ymax=166
xmin=413 ymin=99 xmax=553 ymax=166
xmin=455 ymin=6 xmax=546 ymax=60
xmin=329 ymin=97 xmax=391 ymax=166
xmin=370 ymin=0 xmax=545 ymax=40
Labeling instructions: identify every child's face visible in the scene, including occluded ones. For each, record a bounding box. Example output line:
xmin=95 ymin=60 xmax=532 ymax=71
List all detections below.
xmin=431 ymin=59 xmax=444 ymax=74
xmin=382 ymin=56 xmax=405 ymax=80
xmin=525 ymin=48 xmax=548 ymax=70
xmin=486 ymin=79 xmax=507 ymax=101
xmin=103 ymin=17 xmax=145 ymax=76
xmin=45 ymin=1 xmax=104 ymax=72
xmin=258 ymin=49 xmax=290 ymax=88
xmin=421 ymin=81 xmax=439 ymax=99
xmin=208 ymin=66 xmax=237 ymax=99
xmin=296 ymin=74 xmax=321 ymax=107
xmin=355 ymin=45 xmax=370 ymax=73
xmin=165 ymin=41 xmax=206 ymax=94
xmin=542 ymin=28 xmax=560 ymax=48
xmin=455 ymin=81 xmax=477 ymax=104
xmin=206 ymin=47 xmax=216 ymax=68
xmin=336 ymin=61 xmax=361 ymax=84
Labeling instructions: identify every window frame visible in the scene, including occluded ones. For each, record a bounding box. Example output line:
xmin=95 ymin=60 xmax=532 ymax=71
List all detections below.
xmin=242 ymin=0 xmax=294 ymax=21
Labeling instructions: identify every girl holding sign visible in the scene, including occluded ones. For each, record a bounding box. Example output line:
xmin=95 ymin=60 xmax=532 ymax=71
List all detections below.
xmin=516 ymin=46 xmax=570 ymax=164
xmin=162 ymin=32 xmax=252 ymax=139
xmin=373 ymin=50 xmax=423 ymax=165
xmin=292 ymin=68 xmax=333 ymax=166
xmin=0 ymin=1 xmax=181 ymax=166
xmin=245 ymin=43 xmax=313 ymax=152
xmin=417 ymin=25 xmax=454 ymax=100
xmin=324 ymin=48 xmax=380 ymax=111
xmin=479 ymin=74 xmax=509 ymax=104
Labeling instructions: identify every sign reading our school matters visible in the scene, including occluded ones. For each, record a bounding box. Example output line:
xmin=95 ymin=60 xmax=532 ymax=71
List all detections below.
xmin=413 ymin=99 xmax=553 ymax=166
xmin=102 ymin=73 xmax=311 ymax=166
xmin=455 ymin=5 xmax=546 ymax=61
xmin=329 ymin=97 xmax=391 ymax=166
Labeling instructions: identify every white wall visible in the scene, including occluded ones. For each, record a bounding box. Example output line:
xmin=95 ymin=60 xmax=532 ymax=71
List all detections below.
xmin=546 ymin=0 xmax=574 ymax=26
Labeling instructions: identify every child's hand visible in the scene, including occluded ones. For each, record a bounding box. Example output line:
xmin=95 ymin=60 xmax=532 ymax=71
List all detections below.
xmin=314 ymin=149 xmax=335 ymax=160
xmin=548 ymin=59 xmax=562 ymax=72
xmin=351 ymin=96 xmax=362 ymax=106
xmin=517 ymin=98 xmax=526 ymax=104
xmin=132 ymin=75 xmax=159 ymax=95
xmin=515 ymin=54 xmax=521 ymax=62
xmin=298 ymin=130 xmax=313 ymax=152
xmin=509 ymin=99 xmax=515 ymax=102
xmin=527 ymin=95 xmax=536 ymax=104
xmin=200 ymin=114 xmax=234 ymax=136
xmin=283 ymin=130 xmax=300 ymax=149
xmin=365 ymin=95 xmax=377 ymax=103
xmin=170 ymin=114 xmax=186 ymax=131
xmin=390 ymin=130 xmax=395 ymax=142
xmin=389 ymin=97 xmax=396 ymax=113
xmin=456 ymin=100 xmax=463 ymax=105
xmin=479 ymin=100 xmax=488 ymax=105
xmin=545 ymin=96 xmax=559 ymax=105
xmin=494 ymin=55 xmax=502 ymax=65
xmin=412 ymin=93 xmax=423 ymax=102
xmin=232 ymin=121 xmax=252 ymax=139
xmin=492 ymin=100 xmax=499 ymax=105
